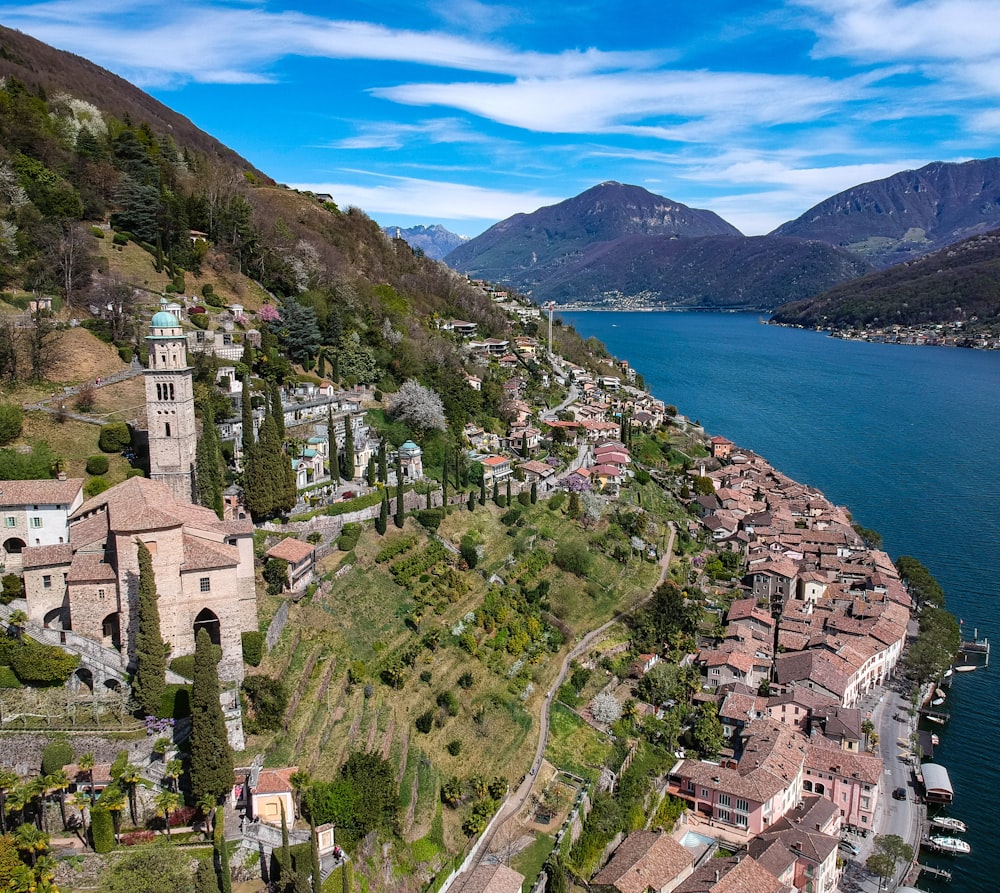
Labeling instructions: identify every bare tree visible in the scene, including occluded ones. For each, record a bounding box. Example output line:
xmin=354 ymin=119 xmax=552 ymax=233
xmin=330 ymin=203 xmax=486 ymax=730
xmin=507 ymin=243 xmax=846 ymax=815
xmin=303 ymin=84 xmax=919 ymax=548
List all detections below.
xmin=27 ymin=303 xmax=56 ymax=382
xmin=52 ymin=222 xmax=97 ymax=305
xmin=96 ymin=274 xmax=137 ymax=343
xmin=0 ymin=319 xmax=18 ymax=383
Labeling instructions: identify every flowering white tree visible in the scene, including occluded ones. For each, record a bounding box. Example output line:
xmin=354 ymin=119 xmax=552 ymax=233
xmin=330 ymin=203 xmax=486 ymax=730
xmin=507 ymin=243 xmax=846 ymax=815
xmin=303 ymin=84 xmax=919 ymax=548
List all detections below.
xmin=591 ymin=692 xmax=622 ymax=725
xmin=387 ymin=379 xmax=448 ymax=433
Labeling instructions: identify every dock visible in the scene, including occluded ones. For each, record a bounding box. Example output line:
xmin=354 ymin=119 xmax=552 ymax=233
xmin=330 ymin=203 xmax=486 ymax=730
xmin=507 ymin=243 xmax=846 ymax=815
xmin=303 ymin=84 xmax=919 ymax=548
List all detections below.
xmin=917 ymin=863 xmax=953 ymax=881
xmin=958 ymin=629 xmax=990 ymax=667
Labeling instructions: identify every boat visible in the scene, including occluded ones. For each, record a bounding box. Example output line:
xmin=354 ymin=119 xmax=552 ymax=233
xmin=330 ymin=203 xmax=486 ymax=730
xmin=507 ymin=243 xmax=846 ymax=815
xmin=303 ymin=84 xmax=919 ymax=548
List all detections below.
xmin=954 ymin=665 xmax=977 ymax=672
xmin=935 ymin=688 xmax=946 ymax=698
xmin=927 ymin=715 xmax=946 ymax=725
xmin=931 ymin=734 xmax=940 ymax=746
xmin=931 ymin=698 xmax=945 ymax=706
xmin=943 ymin=668 xmax=953 ymax=678
xmin=928 ymin=836 xmax=970 ymax=854
xmin=930 ymin=816 xmax=967 ymax=833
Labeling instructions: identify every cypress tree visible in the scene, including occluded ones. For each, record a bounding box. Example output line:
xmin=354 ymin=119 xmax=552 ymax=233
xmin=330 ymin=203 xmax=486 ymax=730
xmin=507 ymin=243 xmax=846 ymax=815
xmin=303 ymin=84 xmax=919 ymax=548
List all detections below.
xmin=479 ymin=477 xmax=486 ymax=506
xmin=530 ymin=482 xmax=538 ymax=504
xmin=310 ymin=822 xmax=321 ymax=893
xmin=270 ymin=383 xmax=285 ymax=440
xmin=132 ymin=540 xmax=165 ymax=718
xmin=341 ymin=414 xmax=355 ymax=480
xmin=467 ymin=490 xmax=475 ymax=512
xmin=196 ymin=403 xmax=226 ymax=520
xmin=492 ymin=480 xmax=499 ymax=501
xmin=506 ymin=479 xmax=512 ymax=504
xmin=240 ymin=375 xmax=254 ymax=457
xmin=194 ymin=859 xmax=218 ymax=893
xmin=367 ymin=456 xmax=376 ymax=487
xmin=394 ymin=456 xmax=404 ymax=528
xmin=327 ymin=406 xmax=340 ymax=486
xmin=214 ymin=805 xmax=232 ymax=893
xmin=190 ymin=628 xmax=233 ymax=806
xmin=377 ymin=439 xmax=387 ymax=483
xmin=441 ymin=468 xmax=448 ymax=511
xmin=376 ymin=488 xmax=388 ymax=535
xmin=425 ymin=486 xmax=432 ymax=509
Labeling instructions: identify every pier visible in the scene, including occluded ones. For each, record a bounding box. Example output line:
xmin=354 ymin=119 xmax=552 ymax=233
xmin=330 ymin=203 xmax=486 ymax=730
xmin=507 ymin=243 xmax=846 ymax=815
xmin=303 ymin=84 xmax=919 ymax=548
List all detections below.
xmin=957 ymin=628 xmax=990 ymax=667
xmin=916 ymin=863 xmax=953 ymax=882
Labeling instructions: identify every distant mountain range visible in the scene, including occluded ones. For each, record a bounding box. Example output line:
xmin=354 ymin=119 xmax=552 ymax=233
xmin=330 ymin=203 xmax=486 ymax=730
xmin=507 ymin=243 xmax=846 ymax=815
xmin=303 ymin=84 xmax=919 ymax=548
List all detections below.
xmin=443 ymin=162 xmax=1000 ymax=319
xmin=383 ymin=224 xmax=467 ymax=260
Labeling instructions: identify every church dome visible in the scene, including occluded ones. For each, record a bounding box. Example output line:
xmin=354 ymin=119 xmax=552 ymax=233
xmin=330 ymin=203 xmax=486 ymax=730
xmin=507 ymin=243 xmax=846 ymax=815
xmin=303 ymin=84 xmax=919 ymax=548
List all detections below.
xmin=150 ymin=310 xmax=180 ymax=329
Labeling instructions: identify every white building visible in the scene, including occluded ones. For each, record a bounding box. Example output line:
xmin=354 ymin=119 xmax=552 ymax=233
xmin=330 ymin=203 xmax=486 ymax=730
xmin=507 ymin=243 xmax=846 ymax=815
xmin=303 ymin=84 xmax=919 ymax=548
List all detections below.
xmin=0 ymin=478 xmax=84 ymax=572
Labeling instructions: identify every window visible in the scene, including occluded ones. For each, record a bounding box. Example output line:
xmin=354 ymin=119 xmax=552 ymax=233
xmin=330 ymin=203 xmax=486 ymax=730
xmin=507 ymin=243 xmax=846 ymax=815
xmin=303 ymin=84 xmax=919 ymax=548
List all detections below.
xmin=716 ymin=808 xmax=731 ymax=823
xmin=200 ymin=577 xmax=211 ymax=592
xmin=4 ymin=517 xmax=13 ymax=527
xmin=42 ymin=575 xmax=51 ymax=589
xmin=98 ymin=589 xmax=106 ymax=599
xmin=165 ymin=422 xmax=171 ymax=437
xmin=30 ymin=517 xmax=42 ymax=528
xmin=718 ymin=793 xmax=731 ymax=808
xmin=736 ymin=798 xmax=749 ymax=813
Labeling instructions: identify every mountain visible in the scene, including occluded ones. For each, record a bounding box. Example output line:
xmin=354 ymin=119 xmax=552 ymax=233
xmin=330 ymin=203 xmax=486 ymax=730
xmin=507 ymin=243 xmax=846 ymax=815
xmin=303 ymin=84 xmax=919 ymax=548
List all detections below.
xmin=770 ymin=228 xmax=1000 ymax=330
xmin=536 ymin=234 xmax=872 ymax=309
xmin=445 ymin=181 xmax=742 ymax=286
xmin=382 ymin=223 xmax=468 ymax=260
xmin=771 ymin=158 xmax=1000 ymax=268
xmin=445 ymin=182 xmax=872 ymax=309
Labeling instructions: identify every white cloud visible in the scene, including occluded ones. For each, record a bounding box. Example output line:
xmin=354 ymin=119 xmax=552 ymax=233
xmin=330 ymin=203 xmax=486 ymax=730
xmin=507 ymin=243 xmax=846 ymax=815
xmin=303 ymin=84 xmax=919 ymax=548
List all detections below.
xmin=289 ymin=173 xmax=562 ymax=223
xmin=327 ymin=118 xmax=492 ymax=150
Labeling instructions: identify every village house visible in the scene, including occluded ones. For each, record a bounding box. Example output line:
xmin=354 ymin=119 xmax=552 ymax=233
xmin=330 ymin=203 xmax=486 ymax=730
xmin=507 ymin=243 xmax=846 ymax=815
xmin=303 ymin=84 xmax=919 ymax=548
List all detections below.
xmin=592 ymin=830 xmax=694 ymax=893
xmin=479 ymin=455 xmax=513 ymax=484
xmin=232 ymin=763 xmax=298 ymax=825
xmin=748 ymin=795 xmax=842 ymax=893
xmin=450 ymin=864 xmax=524 ymax=893
xmin=265 ymin=537 xmax=317 ymax=594
xmin=0 ymin=478 xmax=84 ymax=574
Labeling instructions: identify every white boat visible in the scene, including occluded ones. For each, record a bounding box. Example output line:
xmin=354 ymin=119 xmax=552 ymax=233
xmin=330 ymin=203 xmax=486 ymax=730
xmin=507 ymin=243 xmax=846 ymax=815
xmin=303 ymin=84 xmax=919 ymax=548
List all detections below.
xmin=929 ymin=836 xmax=970 ymax=854
xmin=931 ymin=697 xmax=945 ymax=706
xmin=954 ymin=665 xmax=977 ymax=672
xmin=931 ymin=734 xmax=940 ymax=746
xmin=935 ymin=688 xmax=946 ymax=698
xmin=927 ymin=715 xmax=946 ymax=725
xmin=943 ymin=668 xmax=953 ymax=678
xmin=930 ymin=816 xmax=967 ymax=833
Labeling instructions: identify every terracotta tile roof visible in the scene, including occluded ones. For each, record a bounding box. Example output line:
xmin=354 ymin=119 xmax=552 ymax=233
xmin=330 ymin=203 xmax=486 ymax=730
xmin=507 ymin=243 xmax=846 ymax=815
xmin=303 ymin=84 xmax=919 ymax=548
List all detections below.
xmin=182 ymin=535 xmax=240 ymax=571
xmin=70 ymin=512 xmax=109 ymax=548
xmin=675 ymin=855 xmax=784 ymax=893
xmin=253 ymin=766 xmax=297 ymax=795
xmin=67 ymin=552 xmax=117 ymax=583
xmin=22 ymin=544 xmax=73 ymax=569
xmin=592 ymin=830 xmax=693 ymax=893
xmin=481 ymin=455 xmax=511 ymax=467
xmin=266 ymin=538 xmax=316 ymax=564
xmin=451 ymin=864 xmax=525 ymax=893
xmin=804 ymin=739 xmax=882 ymax=784
xmin=517 ymin=460 xmax=555 ymax=476
xmin=0 ymin=478 xmax=83 ymax=507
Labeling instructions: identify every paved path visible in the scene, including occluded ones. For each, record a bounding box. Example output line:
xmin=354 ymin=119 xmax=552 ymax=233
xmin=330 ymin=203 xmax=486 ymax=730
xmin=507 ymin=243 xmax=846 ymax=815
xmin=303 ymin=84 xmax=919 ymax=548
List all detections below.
xmin=475 ymin=521 xmax=676 ymax=865
xmin=22 ymin=360 xmax=144 ymax=424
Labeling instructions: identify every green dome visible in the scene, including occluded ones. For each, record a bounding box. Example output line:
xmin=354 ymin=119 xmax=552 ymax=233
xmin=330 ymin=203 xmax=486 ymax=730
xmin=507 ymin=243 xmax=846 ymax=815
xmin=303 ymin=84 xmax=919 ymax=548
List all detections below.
xmin=150 ymin=310 xmax=180 ymax=328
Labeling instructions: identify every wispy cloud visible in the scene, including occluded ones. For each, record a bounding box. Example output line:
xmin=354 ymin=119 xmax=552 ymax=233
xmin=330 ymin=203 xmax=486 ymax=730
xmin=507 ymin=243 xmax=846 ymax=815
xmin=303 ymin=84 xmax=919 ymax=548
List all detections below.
xmin=326 ymin=118 xmax=492 ymax=151
xmin=289 ymin=172 xmax=562 ymax=223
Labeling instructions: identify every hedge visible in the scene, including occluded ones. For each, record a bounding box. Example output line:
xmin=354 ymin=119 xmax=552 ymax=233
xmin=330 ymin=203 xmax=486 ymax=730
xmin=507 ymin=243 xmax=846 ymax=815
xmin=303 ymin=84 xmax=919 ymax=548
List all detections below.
xmin=161 ymin=683 xmax=192 ymax=719
xmin=241 ymin=631 xmax=264 ymax=667
xmin=99 ymin=422 xmax=131 ymax=452
xmin=41 ymin=737 xmax=74 ymax=774
xmin=169 ymin=655 xmax=196 ymax=680
xmin=10 ymin=641 xmax=80 ymax=685
xmin=91 ymin=807 xmax=115 ymax=853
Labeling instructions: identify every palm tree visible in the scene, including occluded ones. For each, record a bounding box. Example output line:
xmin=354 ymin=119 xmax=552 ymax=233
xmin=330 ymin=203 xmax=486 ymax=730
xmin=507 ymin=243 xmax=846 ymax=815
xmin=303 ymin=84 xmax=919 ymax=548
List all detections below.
xmin=7 ymin=862 xmax=36 ymax=893
xmin=120 ymin=764 xmax=142 ymax=826
xmin=32 ymin=854 xmax=59 ymax=893
xmin=101 ymin=787 xmax=126 ymax=842
xmin=289 ymin=769 xmax=310 ymax=817
xmin=45 ymin=769 xmax=70 ymax=831
xmin=5 ymin=784 xmax=29 ymax=829
xmin=7 ymin=609 xmax=26 ymax=640
xmin=162 ymin=758 xmax=183 ymax=794
xmin=77 ymin=753 xmax=96 ymax=806
xmin=197 ymin=791 xmax=217 ymax=837
xmin=27 ymin=777 xmax=46 ymax=830
xmin=13 ymin=822 xmax=48 ymax=866
xmin=0 ymin=768 xmax=19 ymax=833
xmin=69 ymin=791 xmax=91 ymax=848
xmin=154 ymin=790 xmax=181 ymax=838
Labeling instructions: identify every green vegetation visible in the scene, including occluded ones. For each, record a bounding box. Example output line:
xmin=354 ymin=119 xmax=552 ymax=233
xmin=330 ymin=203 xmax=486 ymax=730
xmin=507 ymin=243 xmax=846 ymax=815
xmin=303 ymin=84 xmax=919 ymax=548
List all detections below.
xmin=132 ymin=540 xmax=166 ymax=718
xmin=189 ymin=628 xmax=233 ymax=805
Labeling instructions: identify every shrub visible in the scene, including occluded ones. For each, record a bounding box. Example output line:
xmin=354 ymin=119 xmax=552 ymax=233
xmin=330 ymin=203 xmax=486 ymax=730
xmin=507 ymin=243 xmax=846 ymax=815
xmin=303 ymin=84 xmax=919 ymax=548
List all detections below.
xmin=85 ymin=455 xmax=109 ymax=475
xmin=189 ymin=312 xmax=209 ymax=330
xmin=117 ymin=345 xmax=133 ymax=363
xmin=169 ymin=654 xmax=196 ymax=679
xmin=90 ymin=807 xmax=115 ymax=853
xmin=446 ymin=740 xmax=462 ymax=756
xmin=306 ymin=531 xmax=322 ymax=544
xmin=241 ymin=631 xmax=264 ymax=667
xmin=99 ymin=422 xmax=131 ymax=452
xmin=41 ymin=737 xmax=74 ymax=775
xmin=241 ymin=675 xmax=288 ymax=733
xmin=0 ymin=573 xmax=22 ymax=604
xmin=89 ymin=226 xmax=105 ymax=238
xmin=0 ymin=667 xmax=21 ymax=688
xmin=415 ymin=709 xmax=435 ymax=733
xmin=436 ymin=690 xmax=459 ymax=716
xmin=457 ymin=672 xmax=474 ymax=690
xmin=338 ymin=522 xmax=362 ymax=551
xmin=263 ymin=558 xmax=288 ymax=595
xmin=459 ymin=538 xmax=478 ymax=569
xmin=500 ymin=507 xmax=522 ymax=526
xmin=121 ymin=830 xmax=156 ymax=846
xmin=495 ymin=495 xmax=507 ymax=508
xmin=548 ymin=491 xmax=565 ymax=511
xmin=518 ymin=491 xmax=532 ymax=507
xmin=126 ymin=467 xmax=145 ymax=478
xmin=414 ymin=508 xmax=444 ymax=531
xmin=0 ymin=404 xmax=22 ymax=446
xmin=554 ymin=540 xmax=591 ymax=576
xmin=161 ymin=683 xmax=191 ymax=719
xmin=112 ymin=232 xmax=129 ymax=246
xmin=10 ymin=641 xmax=79 ymax=685
xmin=84 ymin=476 xmax=109 ymax=498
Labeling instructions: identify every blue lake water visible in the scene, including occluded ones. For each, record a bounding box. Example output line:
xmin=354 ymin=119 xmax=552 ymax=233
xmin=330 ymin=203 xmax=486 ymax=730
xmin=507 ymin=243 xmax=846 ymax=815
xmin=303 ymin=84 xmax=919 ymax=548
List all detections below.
xmin=562 ymin=311 xmax=1000 ymax=892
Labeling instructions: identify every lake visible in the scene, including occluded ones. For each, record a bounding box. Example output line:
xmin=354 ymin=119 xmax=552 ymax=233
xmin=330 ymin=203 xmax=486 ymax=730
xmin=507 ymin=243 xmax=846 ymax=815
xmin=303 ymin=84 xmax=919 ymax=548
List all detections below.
xmin=562 ymin=311 xmax=1000 ymax=892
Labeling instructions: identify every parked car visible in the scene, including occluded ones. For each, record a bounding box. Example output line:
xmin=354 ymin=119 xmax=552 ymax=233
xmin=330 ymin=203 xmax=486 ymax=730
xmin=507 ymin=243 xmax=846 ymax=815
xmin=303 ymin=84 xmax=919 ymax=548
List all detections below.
xmin=839 ymin=840 xmax=860 ymax=856
xmin=892 ymin=786 xmax=907 ymax=801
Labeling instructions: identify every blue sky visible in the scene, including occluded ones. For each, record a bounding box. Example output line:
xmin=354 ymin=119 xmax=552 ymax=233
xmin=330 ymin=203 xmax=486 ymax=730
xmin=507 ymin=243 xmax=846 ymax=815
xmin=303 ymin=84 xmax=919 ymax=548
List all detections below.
xmin=3 ymin=0 xmax=1000 ymax=236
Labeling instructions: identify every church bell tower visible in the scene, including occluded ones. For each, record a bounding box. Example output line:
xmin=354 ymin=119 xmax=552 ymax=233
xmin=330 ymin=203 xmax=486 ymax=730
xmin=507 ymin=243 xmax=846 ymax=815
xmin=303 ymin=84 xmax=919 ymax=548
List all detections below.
xmin=144 ymin=305 xmax=196 ymax=503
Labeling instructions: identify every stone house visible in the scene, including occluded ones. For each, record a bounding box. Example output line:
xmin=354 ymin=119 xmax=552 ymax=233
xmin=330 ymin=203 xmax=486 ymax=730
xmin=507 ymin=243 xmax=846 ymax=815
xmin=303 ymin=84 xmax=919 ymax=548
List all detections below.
xmin=265 ymin=537 xmax=316 ymax=593
xmin=0 ymin=478 xmax=84 ymax=574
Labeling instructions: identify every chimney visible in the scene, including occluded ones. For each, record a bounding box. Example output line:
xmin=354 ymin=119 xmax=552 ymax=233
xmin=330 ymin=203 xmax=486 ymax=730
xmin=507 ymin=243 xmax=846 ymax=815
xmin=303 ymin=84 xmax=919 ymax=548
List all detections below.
xmin=57 ymin=471 xmax=66 ymax=481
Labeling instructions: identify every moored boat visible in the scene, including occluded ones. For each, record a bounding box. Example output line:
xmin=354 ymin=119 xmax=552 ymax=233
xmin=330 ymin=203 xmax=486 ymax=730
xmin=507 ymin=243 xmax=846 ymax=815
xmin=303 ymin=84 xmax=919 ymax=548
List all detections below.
xmin=935 ymin=688 xmax=946 ymax=698
xmin=954 ymin=665 xmax=977 ymax=672
xmin=930 ymin=816 xmax=967 ymax=833
xmin=927 ymin=715 xmax=946 ymax=724
xmin=928 ymin=836 xmax=970 ymax=854
xmin=931 ymin=697 xmax=945 ymax=706
xmin=931 ymin=733 xmax=940 ymax=746
xmin=943 ymin=668 xmax=953 ymax=678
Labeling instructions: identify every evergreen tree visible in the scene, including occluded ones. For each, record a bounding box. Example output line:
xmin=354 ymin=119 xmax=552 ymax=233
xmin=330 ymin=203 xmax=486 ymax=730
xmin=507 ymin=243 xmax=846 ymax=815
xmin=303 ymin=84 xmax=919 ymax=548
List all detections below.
xmin=195 ymin=402 xmax=226 ymax=519
xmin=240 ymin=375 xmax=254 ymax=458
xmin=467 ymin=490 xmax=475 ymax=512
xmin=340 ymin=414 xmax=355 ymax=480
xmin=377 ymin=439 xmax=387 ymax=483
xmin=394 ymin=456 xmax=404 ymax=528
xmin=425 ymin=486 xmax=432 ymax=509
xmin=505 ymin=479 xmax=512 ymax=504
xmin=492 ymin=480 xmax=499 ymax=501
xmin=194 ymin=859 xmax=218 ymax=893
xmin=190 ymin=629 xmax=233 ymax=806
xmin=214 ymin=805 xmax=232 ymax=893
xmin=479 ymin=477 xmax=486 ymax=506
xmin=132 ymin=540 xmax=166 ymax=718
xmin=327 ymin=406 xmax=340 ymax=486
xmin=375 ymin=488 xmax=388 ymax=536
xmin=441 ymin=468 xmax=448 ymax=511
xmin=367 ymin=456 xmax=376 ymax=487
xmin=310 ymin=822 xmax=321 ymax=893
xmin=530 ymin=482 xmax=537 ymax=504
xmin=270 ymin=384 xmax=285 ymax=440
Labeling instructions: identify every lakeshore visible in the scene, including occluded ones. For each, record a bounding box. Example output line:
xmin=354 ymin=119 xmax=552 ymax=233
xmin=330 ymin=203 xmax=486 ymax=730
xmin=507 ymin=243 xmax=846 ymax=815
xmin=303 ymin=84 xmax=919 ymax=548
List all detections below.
xmin=563 ymin=310 xmax=999 ymax=892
